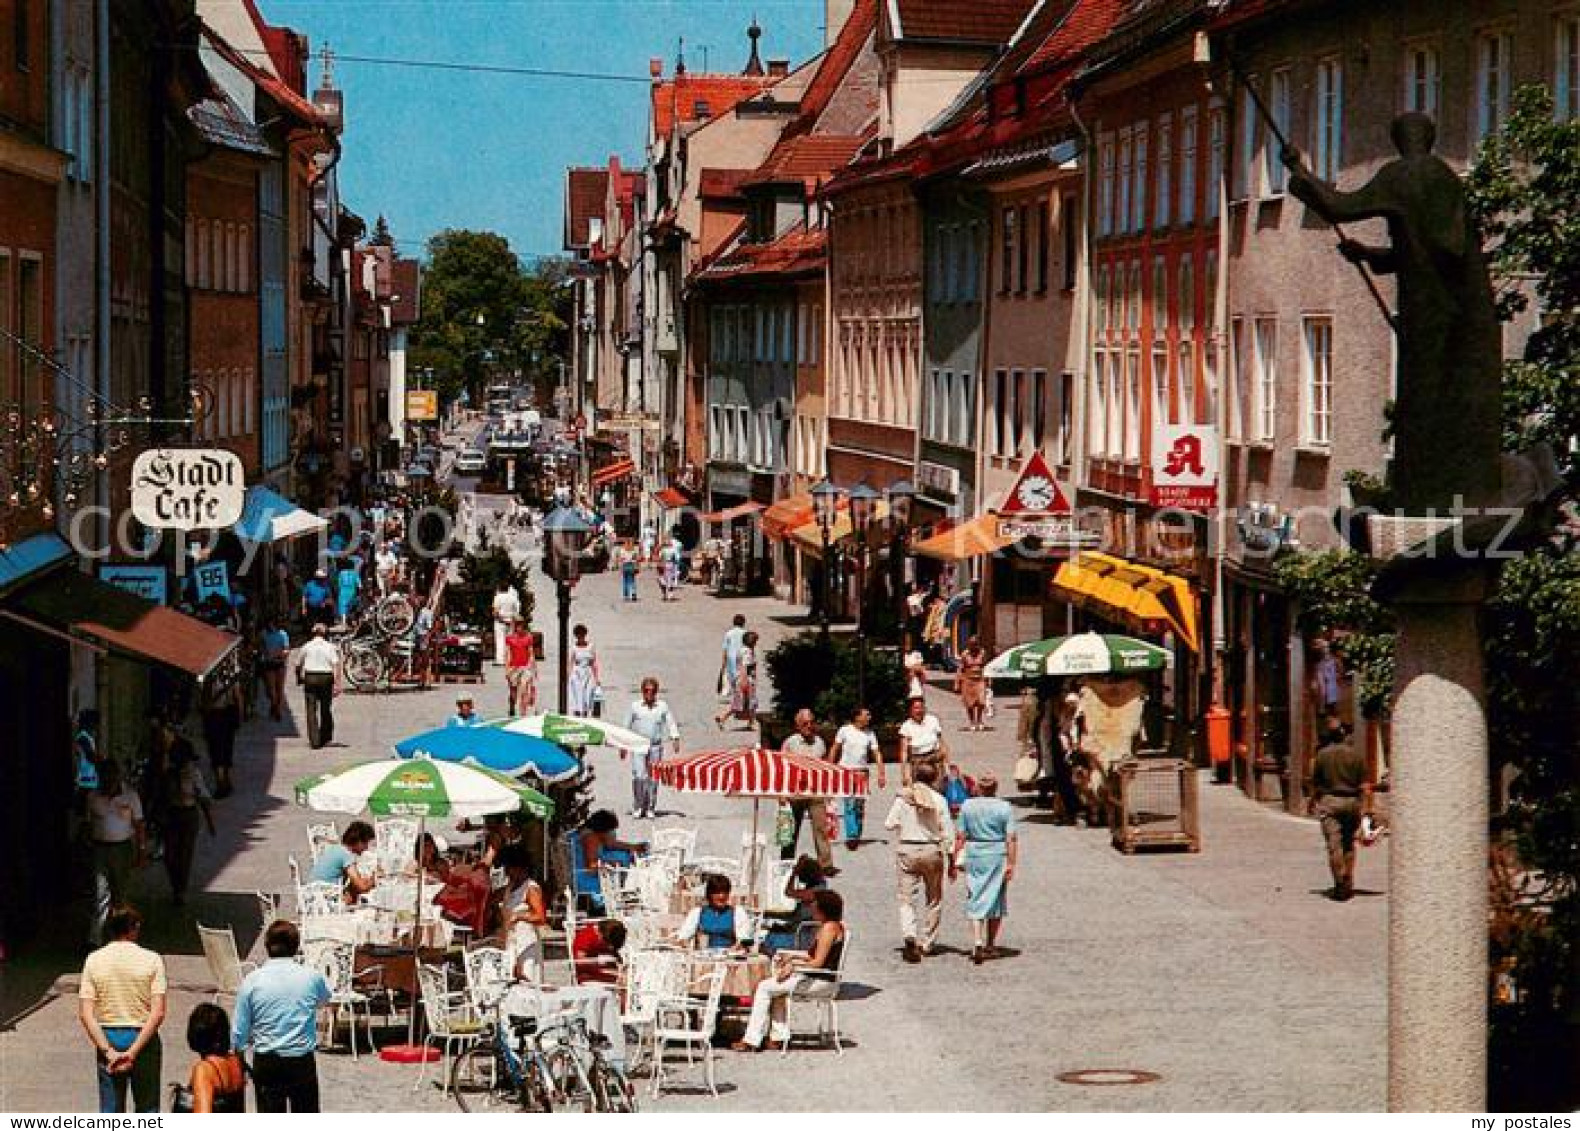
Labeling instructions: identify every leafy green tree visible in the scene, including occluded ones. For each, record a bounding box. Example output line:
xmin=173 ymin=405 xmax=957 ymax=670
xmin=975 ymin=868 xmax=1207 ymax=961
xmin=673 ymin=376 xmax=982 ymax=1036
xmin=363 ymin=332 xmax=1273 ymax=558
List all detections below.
xmin=409 ymin=230 xmax=534 ymax=403
xmin=1466 ymin=84 xmax=1580 ymax=1110
xmin=368 ymin=214 xmax=394 ymax=247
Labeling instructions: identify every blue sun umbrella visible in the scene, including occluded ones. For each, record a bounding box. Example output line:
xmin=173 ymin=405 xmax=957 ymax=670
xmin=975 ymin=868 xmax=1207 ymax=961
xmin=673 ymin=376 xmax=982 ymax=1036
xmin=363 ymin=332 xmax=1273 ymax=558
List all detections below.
xmin=393 ymin=724 xmax=581 ymax=784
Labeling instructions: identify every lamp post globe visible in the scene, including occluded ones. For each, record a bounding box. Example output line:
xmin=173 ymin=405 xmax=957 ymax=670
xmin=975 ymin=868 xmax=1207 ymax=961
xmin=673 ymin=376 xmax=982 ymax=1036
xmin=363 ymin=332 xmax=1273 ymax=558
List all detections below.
xmin=541 ymin=505 xmax=595 ymax=713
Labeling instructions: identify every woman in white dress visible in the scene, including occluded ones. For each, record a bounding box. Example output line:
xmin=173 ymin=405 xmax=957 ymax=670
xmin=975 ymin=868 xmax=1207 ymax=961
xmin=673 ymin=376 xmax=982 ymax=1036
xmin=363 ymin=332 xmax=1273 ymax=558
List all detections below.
xmin=495 ymin=844 xmax=547 ymax=982
xmin=566 ymin=624 xmax=602 ymax=717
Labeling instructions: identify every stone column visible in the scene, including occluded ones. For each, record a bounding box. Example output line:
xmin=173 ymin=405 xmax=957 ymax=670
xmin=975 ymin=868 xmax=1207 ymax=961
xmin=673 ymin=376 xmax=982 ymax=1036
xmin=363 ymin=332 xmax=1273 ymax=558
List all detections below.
xmin=1387 ymin=571 xmax=1489 ymax=1111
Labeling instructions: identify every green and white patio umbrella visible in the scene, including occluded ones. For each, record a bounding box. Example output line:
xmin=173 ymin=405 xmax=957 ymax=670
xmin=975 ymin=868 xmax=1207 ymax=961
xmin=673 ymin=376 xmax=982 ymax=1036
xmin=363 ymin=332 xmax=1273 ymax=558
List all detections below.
xmin=485 ymin=711 xmax=649 ymax=754
xmin=293 ymin=754 xmax=553 ymax=1059
xmin=294 ymin=754 xmax=554 ymax=820
xmin=984 ymin=631 xmax=1172 ymax=680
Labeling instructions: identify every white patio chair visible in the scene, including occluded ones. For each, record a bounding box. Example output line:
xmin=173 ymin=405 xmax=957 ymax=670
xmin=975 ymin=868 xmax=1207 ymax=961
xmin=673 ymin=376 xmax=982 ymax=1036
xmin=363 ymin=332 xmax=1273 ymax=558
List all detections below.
xmin=617 ymin=947 xmax=686 ymax=1074
xmin=650 ymin=826 xmax=696 ymax=862
xmin=759 ymin=858 xmax=798 ymax=916
xmin=684 ymin=856 xmax=740 ymax=886
xmin=374 ymin=817 xmax=420 ymax=875
xmin=256 ymin=890 xmax=283 ymax=926
xmin=301 ymin=939 xmax=380 ymax=1060
xmin=651 ymin=965 xmax=726 ymax=1098
xmin=296 ymin=881 xmax=346 ymax=919
xmin=627 ymin=856 xmax=679 ymax=914
xmin=306 ymin=822 xmax=339 ymax=863
xmin=597 ymin=865 xmax=643 ymax=917
xmin=413 ymin=962 xmax=488 ymax=1095
xmin=462 ymin=945 xmax=512 ymax=1015
xmin=197 ymin=924 xmax=256 ymax=1003
xmin=780 ymin=926 xmax=851 ymax=1056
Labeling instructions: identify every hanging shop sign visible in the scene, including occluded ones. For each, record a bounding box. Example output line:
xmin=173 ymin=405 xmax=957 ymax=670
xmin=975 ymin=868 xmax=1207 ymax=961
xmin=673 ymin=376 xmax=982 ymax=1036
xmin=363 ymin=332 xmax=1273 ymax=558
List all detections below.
xmin=995 ymin=452 xmax=1092 ymax=545
xmin=98 ymin=564 xmax=169 ymax=605
xmin=405 ymin=390 xmax=439 ymax=421
xmin=1150 ymin=424 xmax=1220 ymax=511
xmin=192 ymin=559 xmax=232 ymax=605
xmin=130 ymin=449 xmax=245 ymax=531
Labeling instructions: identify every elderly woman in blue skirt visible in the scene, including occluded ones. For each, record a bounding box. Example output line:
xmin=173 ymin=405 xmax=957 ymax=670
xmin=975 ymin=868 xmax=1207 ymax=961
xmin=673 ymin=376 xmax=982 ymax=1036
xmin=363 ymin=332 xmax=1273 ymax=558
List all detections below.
xmin=951 ymin=772 xmax=1018 ymax=965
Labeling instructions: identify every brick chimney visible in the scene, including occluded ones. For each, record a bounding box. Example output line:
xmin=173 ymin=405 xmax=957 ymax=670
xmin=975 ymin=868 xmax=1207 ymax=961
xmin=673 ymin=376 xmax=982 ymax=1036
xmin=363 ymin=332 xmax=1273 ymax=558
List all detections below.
xmin=767 ymin=59 xmax=789 ymax=78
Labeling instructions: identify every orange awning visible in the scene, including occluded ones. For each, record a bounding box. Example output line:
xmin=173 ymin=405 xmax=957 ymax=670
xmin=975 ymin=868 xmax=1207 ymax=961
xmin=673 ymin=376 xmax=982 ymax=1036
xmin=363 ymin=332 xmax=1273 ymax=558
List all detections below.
xmin=911 ymin=513 xmax=1016 ymax=561
xmin=701 ymin=501 xmax=765 ymax=524
xmin=786 ymin=501 xmax=892 ymax=557
xmin=653 ymin=487 xmax=692 ymax=509
xmin=1051 ymin=552 xmax=1200 ymax=653
xmin=591 ymin=458 xmax=636 ymax=487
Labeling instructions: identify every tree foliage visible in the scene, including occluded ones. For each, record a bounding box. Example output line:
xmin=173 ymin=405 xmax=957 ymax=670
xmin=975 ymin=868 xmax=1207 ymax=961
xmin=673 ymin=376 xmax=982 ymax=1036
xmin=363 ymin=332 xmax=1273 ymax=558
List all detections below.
xmin=408 ymin=229 xmax=573 ymax=405
xmin=1468 ymin=85 xmax=1580 ymax=1109
xmin=1272 ymin=550 xmax=1396 ymax=717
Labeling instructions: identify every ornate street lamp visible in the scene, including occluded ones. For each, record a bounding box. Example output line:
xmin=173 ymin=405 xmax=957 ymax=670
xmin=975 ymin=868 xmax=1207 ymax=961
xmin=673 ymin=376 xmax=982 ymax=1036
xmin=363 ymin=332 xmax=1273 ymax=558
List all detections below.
xmin=847 ymin=481 xmax=882 ymax=702
xmin=541 ymin=504 xmax=595 ymax=714
xmin=810 ymin=479 xmax=844 ymax=641
xmin=885 ymin=479 xmax=917 ymax=646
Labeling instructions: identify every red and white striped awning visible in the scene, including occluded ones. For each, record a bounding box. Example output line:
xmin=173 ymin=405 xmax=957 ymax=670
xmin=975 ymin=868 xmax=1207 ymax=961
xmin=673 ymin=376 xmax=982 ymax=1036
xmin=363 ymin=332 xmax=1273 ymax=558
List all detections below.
xmin=591 ymin=457 xmax=636 ymax=488
xmin=654 ymin=747 xmax=869 ymax=799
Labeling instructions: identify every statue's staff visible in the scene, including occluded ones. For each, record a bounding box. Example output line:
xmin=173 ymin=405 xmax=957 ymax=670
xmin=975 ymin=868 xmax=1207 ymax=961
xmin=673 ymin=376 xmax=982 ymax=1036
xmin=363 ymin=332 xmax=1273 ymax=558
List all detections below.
xmin=1225 ymin=53 xmax=1398 ymax=331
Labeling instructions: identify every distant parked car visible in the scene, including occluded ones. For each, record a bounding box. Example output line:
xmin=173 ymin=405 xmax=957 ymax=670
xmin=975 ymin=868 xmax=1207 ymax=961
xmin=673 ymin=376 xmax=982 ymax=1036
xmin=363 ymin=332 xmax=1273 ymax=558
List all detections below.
xmin=454 ymin=448 xmax=488 ymax=474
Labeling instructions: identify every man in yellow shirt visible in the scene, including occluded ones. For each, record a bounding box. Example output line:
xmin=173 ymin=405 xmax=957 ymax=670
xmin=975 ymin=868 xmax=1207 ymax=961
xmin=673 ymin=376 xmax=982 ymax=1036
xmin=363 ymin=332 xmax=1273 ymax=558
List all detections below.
xmin=78 ymin=906 xmax=167 ymax=1113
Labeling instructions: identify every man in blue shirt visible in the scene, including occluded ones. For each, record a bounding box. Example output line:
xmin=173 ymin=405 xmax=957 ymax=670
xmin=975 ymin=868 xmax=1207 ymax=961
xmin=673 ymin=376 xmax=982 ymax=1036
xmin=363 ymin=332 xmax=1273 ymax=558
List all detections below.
xmin=232 ymin=921 xmax=331 ymax=1112
xmin=301 ymin=569 xmax=333 ymax=628
xmin=307 ymin=821 xmax=376 ymax=903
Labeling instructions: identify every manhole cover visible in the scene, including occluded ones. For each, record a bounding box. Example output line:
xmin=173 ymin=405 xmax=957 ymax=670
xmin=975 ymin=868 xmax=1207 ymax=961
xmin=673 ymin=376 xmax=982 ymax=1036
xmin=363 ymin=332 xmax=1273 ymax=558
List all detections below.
xmin=1056 ymin=1069 xmax=1161 ymax=1087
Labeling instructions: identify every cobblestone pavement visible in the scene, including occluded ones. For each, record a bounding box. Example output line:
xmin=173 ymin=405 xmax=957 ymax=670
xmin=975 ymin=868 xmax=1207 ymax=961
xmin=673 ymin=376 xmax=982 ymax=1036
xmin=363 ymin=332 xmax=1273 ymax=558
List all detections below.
xmin=0 ymin=503 xmax=1388 ymax=1112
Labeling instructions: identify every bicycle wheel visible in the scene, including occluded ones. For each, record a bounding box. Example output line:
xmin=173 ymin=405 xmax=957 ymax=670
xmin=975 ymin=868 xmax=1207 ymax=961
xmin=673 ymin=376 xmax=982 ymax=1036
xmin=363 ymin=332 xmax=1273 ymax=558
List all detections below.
xmin=449 ymin=1045 xmax=505 ymax=1113
xmin=375 ymin=594 xmax=417 ymax=636
xmin=343 ymin=646 xmax=386 ymax=690
xmin=543 ymin=1045 xmax=596 ymax=1112
xmin=590 ymin=1057 xmax=637 ymax=1113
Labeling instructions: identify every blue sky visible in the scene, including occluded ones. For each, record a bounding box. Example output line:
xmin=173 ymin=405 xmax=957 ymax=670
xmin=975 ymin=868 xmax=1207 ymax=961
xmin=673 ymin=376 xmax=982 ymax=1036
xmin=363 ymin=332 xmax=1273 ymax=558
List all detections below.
xmin=265 ymin=0 xmax=828 ymax=263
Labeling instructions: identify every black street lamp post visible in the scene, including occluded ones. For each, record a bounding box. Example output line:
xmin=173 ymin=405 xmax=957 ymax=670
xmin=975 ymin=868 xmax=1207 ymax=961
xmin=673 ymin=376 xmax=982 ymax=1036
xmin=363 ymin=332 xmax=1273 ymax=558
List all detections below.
xmin=885 ymin=479 xmax=916 ymax=644
xmin=541 ymin=504 xmax=595 ymax=714
xmin=847 ymin=482 xmax=881 ymax=703
xmin=810 ymin=480 xmax=843 ymax=642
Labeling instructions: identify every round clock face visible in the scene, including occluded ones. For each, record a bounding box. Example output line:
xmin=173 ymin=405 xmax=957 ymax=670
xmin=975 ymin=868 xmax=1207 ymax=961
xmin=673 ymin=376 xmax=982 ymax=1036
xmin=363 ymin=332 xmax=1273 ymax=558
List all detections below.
xmin=1017 ymin=475 xmax=1057 ymax=510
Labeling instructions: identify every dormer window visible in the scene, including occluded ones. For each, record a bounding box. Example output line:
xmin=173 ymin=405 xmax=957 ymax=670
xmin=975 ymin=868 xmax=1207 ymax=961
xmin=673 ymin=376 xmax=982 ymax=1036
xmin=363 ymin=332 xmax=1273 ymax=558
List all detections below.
xmin=694 ymin=99 xmax=711 ymax=120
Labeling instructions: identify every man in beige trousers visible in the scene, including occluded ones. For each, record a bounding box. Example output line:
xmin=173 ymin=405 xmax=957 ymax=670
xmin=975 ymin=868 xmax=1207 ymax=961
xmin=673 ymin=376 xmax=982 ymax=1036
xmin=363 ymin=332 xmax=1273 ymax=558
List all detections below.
xmin=884 ymin=761 xmax=954 ymax=963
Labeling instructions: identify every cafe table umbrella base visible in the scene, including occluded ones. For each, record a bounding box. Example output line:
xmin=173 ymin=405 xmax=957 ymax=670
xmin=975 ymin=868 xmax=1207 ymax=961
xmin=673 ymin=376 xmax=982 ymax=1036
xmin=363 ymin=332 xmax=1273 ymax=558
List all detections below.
xmin=294 ymin=755 xmax=554 ymax=1061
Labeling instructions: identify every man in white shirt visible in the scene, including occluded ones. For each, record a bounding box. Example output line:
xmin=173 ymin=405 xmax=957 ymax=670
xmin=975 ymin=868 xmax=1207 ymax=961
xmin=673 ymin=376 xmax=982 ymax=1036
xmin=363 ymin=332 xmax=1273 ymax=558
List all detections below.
xmin=293 ymin=624 xmax=342 ymax=749
xmin=897 ymin=696 xmax=947 ymax=785
xmin=833 ymin=706 xmax=886 ymax=849
xmin=779 ymin=709 xmax=837 ymax=875
xmin=374 ymin=544 xmax=398 ymax=595
xmin=884 ymin=761 xmax=954 ymax=963
xmin=491 ymin=581 xmax=522 ymax=666
xmin=623 ymin=677 xmax=680 ymax=819
xmin=85 ymin=762 xmax=145 ymax=946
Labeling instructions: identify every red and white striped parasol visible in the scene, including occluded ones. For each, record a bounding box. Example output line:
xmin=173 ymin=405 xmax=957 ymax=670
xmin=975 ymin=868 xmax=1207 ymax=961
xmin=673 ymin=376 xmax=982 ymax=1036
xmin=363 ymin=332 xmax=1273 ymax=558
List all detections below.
xmin=655 ymin=746 xmax=869 ymax=799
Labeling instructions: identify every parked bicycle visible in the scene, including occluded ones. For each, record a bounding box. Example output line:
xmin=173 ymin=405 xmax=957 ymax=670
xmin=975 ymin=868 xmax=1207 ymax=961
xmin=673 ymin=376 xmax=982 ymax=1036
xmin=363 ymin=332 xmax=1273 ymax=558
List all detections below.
xmin=335 ymin=592 xmax=424 ymax=691
xmin=449 ymin=1006 xmax=636 ymax=1113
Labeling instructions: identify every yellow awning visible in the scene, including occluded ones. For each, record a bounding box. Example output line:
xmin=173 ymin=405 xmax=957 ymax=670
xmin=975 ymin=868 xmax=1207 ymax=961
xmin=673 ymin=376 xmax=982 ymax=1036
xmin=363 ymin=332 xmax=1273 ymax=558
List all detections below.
xmin=912 ymin=513 xmax=1016 ymax=561
xmin=786 ymin=500 xmax=892 ymax=557
xmin=1051 ymin=552 xmax=1200 ymax=653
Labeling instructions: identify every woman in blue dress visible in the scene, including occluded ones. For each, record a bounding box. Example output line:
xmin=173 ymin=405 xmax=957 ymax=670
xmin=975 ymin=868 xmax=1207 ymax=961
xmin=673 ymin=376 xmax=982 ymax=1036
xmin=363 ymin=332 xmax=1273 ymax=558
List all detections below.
xmin=566 ymin=624 xmax=601 ymax=717
xmin=951 ymin=772 xmax=1018 ymax=965
xmin=677 ymin=873 xmax=754 ymax=951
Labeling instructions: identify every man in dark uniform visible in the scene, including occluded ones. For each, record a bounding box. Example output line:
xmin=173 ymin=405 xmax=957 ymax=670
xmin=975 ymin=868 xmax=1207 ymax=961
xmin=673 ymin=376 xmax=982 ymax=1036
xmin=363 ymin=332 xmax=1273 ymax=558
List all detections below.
xmin=1305 ymin=713 xmax=1372 ymax=901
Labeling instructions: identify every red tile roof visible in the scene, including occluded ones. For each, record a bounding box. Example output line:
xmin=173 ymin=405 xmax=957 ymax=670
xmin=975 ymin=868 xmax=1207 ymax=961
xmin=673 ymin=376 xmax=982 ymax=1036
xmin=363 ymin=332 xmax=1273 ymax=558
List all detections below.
xmin=1025 ymin=0 xmax=1129 ymax=72
xmin=743 ymin=133 xmax=867 ymax=189
xmin=564 ymin=167 xmax=609 ymax=250
xmin=892 ymin=0 xmax=1038 ymax=44
xmin=789 ymin=0 xmax=880 ymax=134
xmin=700 ymin=168 xmax=755 ymax=200
xmin=695 ymin=222 xmax=829 ymax=283
xmin=651 ymin=72 xmax=778 ymax=139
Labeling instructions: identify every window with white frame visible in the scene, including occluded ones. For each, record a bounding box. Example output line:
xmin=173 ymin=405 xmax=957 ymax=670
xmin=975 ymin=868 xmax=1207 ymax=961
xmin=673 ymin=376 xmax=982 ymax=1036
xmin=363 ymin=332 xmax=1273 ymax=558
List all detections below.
xmin=1098 ymin=132 xmax=1115 ymax=236
xmin=1128 ymin=261 xmax=1142 ymax=333
xmin=1001 ymin=206 xmax=1018 ymax=293
xmin=1559 ymin=16 xmax=1580 ymax=122
xmin=1152 ymin=256 xmax=1167 ymax=330
xmin=738 ymin=406 xmax=751 ymax=461
xmin=1132 ymin=127 xmax=1149 ymax=232
xmin=1108 ymin=351 xmax=1124 ymax=459
xmin=1301 ymin=316 xmax=1333 ymax=446
xmin=1124 ymin=347 xmax=1142 ymax=461
xmin=1252 ymin=316 xmax=1278 ymax=443
xmin=1266 ymin=68 xmax=1291 ymax=194
xmin=956 ymin=372 xmax=974 ymax=448
xmin=1150 ymin=344 xmax=1169 ymax=429
xmin=1207 ymin=103 xmax=1225 ymax=219
xmin=1118 ymin=129 xmax=1134 ymax=236
xmin=1089 ymin=353 xmax=1108 ymax=457
xmin=1236 ymin=79 xmax=1258 ymax=200
xmin=991 ymin=369 xmax=1010 ymax=456
xmin=1014 ymin=369 xmax=1030 ymax=454
xmin=1032 ymin=369 xmax=1049 ymax=451
xmin=1058 ymin=372 xmax=1074 ymax=465
xmin=1404 ymin=43 xmax=1442 ymax=117
xmin=1314 ymin=57 xmax=1343 ymax=180
xmin=1179 ymin=106 xmax=1198 ymax=225
xmin=1156 ymin=114 xmax=1173 ymax=229
xmin=1096 ymin=266 xmax=1110 ymax=334
xmin=1178 ymin=258 xmax=1194 ymax=332
xmin=1476 ymin=30 xmax=1513 ymax=141
xmin=1228 ymin=317 xmax=1246 ymax=441
xmin=781 ymin=303 xmax=793 ymax=362
xmin=1177 ymin=339 xmax=1196 ymax=425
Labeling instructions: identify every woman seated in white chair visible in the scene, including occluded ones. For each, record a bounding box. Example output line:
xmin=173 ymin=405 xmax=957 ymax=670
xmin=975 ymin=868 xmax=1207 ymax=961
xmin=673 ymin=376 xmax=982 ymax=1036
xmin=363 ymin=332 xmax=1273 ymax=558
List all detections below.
xmin=732 ymin=889 xmax=845 ymax=1052
xmin=676 ymin=873 xmax=754 ymax=952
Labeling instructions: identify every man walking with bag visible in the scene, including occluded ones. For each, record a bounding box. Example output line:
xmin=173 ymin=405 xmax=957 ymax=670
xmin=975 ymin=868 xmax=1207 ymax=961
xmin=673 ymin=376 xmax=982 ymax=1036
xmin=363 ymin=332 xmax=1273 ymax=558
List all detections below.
xmin=884 ymin=761 xmax=954 ymax=963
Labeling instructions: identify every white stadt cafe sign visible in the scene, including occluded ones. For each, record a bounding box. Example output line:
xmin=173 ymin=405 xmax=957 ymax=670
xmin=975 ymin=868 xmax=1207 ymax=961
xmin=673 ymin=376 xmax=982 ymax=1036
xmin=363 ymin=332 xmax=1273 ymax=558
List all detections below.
xmin=131 ymin=448 xmax=246 ymax=531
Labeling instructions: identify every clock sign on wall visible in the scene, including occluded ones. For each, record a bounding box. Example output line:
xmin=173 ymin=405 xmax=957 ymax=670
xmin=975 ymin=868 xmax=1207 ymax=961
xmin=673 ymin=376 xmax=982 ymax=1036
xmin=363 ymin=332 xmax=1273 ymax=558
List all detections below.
xmin=997 ymin=452 xmax=1071 ymax=515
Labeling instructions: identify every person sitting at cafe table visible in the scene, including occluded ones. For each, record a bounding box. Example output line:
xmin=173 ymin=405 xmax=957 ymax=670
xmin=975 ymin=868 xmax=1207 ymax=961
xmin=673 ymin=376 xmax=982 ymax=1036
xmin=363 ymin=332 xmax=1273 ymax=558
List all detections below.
xmin=494 ymin=844 xmax=548 ymax=982
xmin=676 ymin=874 xmax=755 ymax=951
xmin=308 ymin=821 xmax=376 ymax=903
xmin=572 ymin=810 xmax=647 ymax=912
xmin=572 ymin=920 xmax=627 ymax=985
xmin=762 ymin=856 xmax=827 ymax=953
xmin=732 ymin=889 xmax=846 ymax=1052
xmin=415 ymin=833 xmax=492 ymax=935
